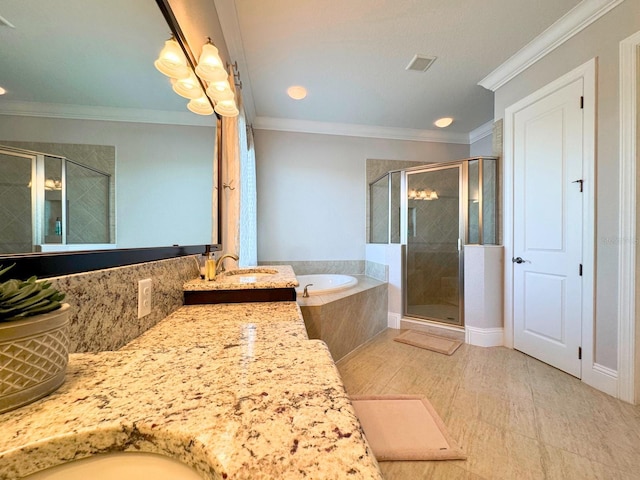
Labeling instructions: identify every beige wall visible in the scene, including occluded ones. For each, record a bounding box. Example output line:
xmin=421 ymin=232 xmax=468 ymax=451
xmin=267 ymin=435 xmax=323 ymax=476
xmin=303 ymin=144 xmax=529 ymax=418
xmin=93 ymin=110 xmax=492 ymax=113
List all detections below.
xmin=494 ymin=1 xmax=640 ymax=370
xmin=254 ymin=129 xmax=469 ymax=262
xmin=0 ymin=115 xmax=215 ymax=249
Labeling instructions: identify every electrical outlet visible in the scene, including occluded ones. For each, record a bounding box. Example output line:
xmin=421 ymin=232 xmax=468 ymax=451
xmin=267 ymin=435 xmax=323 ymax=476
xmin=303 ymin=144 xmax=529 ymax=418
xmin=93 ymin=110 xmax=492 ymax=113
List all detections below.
xmin=138 ymin=278 xmax=152 ymax=319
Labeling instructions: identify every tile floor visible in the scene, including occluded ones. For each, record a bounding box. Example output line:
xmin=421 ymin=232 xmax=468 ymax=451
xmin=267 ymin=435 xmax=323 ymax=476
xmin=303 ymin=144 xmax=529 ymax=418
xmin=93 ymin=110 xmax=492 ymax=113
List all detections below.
xmin=336 ymin=329 xmax=640 ymax=480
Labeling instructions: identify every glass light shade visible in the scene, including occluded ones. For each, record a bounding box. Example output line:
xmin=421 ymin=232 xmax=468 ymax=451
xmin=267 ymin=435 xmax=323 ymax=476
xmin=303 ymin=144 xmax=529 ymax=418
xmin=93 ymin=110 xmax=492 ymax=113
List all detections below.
xmin=201 ymin=68 xmax=228 ymax=84
xmin=214 ymin=100 xmax=239 ymax=117
xmin=207 ymin=81 xmax=233 ymax=102
xmin=172 ymin=73 xmax=204 ymax=99
xmin=195 ymin=43 xmax=226 ymax=81
xmin=187 ymin=96 xmax=214 ymax=116
xmin=206 ymin=84 xmax=234 ymax=102
xmin=429 ymin=191 xmax=439 ymax=200
xmin=154 ymin=38 xmax=190 ymax=79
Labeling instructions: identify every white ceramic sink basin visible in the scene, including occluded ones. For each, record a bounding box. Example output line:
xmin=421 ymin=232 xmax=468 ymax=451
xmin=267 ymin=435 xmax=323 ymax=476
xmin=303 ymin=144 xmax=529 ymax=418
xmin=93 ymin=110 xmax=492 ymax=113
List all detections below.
xmin=217 ymin=268 xmax=278 ymax=284
xmin=221 ymin=268 xmax=278 ymax=276
xmin=24 ymin=452 xmax=203 ymax=479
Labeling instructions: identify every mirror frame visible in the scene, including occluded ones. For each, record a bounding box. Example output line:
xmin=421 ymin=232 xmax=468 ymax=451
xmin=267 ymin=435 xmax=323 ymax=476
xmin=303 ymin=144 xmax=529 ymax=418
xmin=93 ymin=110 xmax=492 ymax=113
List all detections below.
xmin=0 ymin=0 xmax=223 ymax=280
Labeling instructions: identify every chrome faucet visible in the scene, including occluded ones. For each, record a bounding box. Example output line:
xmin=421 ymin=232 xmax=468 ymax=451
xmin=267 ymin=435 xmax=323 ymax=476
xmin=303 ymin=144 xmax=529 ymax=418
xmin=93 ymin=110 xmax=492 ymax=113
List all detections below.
xmin=215 ymin=253 xmax=239 ymax=275
xmin=302 ymin=284 xmax=314 ymax=298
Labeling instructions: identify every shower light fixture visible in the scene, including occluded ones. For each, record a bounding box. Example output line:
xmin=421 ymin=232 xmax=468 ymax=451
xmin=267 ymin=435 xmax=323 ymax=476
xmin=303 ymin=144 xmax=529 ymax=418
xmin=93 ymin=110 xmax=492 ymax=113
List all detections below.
xmin=154 ymin=36 xmax=239 ymax=117
xmin=408 ymin=189 xmax=438 ymax=201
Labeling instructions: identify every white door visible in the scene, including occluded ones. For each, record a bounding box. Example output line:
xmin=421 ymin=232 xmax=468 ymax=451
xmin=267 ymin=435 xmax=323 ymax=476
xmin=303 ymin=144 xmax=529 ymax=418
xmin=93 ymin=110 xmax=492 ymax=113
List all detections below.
xmin=512 ymin=78 xmax=584 ymax=378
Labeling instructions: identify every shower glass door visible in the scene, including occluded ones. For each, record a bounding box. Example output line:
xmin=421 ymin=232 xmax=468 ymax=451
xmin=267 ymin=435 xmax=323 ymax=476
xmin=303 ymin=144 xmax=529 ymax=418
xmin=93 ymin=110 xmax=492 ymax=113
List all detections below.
xmin=404 ymin=164 xmax=464 ymax=326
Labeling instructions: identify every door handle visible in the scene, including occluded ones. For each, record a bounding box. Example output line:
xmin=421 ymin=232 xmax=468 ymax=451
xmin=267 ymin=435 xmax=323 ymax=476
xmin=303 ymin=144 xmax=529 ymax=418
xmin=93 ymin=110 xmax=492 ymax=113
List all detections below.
xmin=512 ymin=257 xmax=526 ymax=264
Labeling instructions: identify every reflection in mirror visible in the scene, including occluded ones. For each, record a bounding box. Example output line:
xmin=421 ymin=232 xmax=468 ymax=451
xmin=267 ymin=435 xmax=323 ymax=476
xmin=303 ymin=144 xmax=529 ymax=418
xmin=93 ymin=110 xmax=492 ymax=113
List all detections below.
xmin=0 ymin=143 xmax=115 ymax=254
xmin=0 ymin=0 xmax=219 ymax=257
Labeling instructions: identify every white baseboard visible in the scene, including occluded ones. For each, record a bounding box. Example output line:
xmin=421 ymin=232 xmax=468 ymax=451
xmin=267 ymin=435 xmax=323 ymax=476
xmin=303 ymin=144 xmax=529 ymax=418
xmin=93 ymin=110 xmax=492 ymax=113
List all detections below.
xmin=388 ymin=312 xmax=401 ymax=329
xmin=582 ymin=363 xmax=618 ymax=398
xmin=465 ymin=326 xmax=504 ymax=347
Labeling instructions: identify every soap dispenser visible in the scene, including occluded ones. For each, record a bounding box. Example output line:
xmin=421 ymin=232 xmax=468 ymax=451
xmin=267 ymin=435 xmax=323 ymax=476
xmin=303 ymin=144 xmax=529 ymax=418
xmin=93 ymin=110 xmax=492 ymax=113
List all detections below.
xmin=204 ymin=252 xmax=216 ymax=281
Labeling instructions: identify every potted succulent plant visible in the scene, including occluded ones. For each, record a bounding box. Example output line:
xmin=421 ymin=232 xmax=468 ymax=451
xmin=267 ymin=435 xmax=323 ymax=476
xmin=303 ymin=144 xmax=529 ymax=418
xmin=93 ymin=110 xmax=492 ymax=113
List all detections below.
xmin=0 ymin=264 xmax=70 ymax=413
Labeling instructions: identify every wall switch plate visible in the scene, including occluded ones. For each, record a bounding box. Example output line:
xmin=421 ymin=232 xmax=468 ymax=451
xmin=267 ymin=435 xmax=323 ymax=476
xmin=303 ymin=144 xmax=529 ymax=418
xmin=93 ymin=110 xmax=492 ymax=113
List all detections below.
xmin=138 ymin=278 xmax=152 ymax=319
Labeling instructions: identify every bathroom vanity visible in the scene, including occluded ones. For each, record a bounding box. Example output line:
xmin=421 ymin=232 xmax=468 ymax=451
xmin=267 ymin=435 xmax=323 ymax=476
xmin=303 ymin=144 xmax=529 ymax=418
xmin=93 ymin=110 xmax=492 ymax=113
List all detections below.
xmin=183 ymin=265 xmax=298 ymax=304
xmin=0 ymin=300 xmax=382 ymax=479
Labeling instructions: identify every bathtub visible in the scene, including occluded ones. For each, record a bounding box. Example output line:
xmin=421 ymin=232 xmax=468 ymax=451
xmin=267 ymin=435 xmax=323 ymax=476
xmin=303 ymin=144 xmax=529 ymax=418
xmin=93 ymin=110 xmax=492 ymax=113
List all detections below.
xmin=295 ymin=274 xmax=358 ymax=296
xmin=296 ymin=274 xmax=387 ymax=361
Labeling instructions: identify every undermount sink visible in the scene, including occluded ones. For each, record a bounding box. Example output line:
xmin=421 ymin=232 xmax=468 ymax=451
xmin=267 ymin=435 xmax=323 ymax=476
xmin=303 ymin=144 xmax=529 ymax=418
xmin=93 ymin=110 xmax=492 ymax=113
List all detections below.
xmin=24 ymin=452 xmax=203 ymax=479
xmin=221 ymin=268 xmax=279 ymax=276
xmin=217 ymin=268 xmax=279 ymax=283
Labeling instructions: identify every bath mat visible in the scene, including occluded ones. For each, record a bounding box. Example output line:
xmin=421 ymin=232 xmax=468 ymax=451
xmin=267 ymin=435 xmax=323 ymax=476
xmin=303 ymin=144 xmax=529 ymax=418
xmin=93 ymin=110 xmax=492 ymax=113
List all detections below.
xmin=393 ymin=330 xmax=462 ymax=355
xmin=350 ymin=394 xmax=466 ymax=461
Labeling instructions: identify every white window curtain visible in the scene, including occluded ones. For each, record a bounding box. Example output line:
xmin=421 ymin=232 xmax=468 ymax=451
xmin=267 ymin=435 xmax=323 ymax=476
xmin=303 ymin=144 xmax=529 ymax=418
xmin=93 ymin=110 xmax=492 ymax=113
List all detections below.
xmin=238 ymin=112 xmax=257 ymax=266
xmin=219 ymin=80 xmax=257 ymax=266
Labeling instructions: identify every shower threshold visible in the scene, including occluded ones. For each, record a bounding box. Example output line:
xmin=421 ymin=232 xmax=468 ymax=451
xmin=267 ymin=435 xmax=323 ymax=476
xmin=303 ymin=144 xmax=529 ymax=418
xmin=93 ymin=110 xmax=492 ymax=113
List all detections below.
xmin=405 ymin=304 xmax=461 ymax=327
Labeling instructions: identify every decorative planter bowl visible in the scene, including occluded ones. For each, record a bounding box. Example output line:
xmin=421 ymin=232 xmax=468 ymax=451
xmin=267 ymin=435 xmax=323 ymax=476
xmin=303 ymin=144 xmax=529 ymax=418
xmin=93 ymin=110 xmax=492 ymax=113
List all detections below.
xmin=0 ymin=303 xmax=70 ymax=413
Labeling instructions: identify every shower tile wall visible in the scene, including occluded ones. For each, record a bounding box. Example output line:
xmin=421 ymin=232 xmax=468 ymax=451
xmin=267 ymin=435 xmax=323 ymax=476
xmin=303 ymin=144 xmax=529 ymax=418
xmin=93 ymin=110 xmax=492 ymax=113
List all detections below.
xmin=366 ymin=158 xmax=424 ymax=243
xmin=0 ymin=153 xmax=32 ymax=253
xmin=407 ymin=171 xmax=460 ymax=307
xmin=66 ymin=162 xmax=110 ymax=243
xmin=369 ymin=177 xmax=389 ymax=243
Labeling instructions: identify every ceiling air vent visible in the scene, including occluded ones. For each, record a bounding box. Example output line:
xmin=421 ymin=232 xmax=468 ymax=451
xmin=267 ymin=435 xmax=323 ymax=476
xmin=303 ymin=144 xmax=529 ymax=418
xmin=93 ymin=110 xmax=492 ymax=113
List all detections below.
xmin=0 ymin=14 xmax=15 ymax=28
xmin=405 ymin=55 xmax=436 ymax=72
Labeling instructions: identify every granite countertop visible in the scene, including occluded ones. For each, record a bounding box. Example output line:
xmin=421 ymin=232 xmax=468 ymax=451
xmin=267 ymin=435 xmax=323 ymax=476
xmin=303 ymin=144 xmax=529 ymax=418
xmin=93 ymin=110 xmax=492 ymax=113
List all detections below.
xmin=183 ymin=265 xmax=299 ymax=291
xmin=0 ymin=303 xmax=382 ymax=480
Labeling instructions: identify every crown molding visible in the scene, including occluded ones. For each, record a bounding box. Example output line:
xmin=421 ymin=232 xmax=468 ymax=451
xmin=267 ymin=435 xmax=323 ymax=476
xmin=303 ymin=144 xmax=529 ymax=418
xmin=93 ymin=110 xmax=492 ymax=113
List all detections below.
xmin=468 ymin=120 xmax=494 ymax=143
xmin=253 ymin=116 xmax=470 ymax=144
xmin=0 ymin=100 xmax=216 ymax=127
xmin=479 ymin=0 xmax=624 ymax=91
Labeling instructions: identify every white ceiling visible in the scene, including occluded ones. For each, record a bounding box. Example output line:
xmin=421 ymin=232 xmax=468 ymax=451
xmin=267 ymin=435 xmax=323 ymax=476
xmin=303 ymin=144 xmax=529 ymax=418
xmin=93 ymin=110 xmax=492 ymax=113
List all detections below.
xmin=0 ymin=0 xmax=585 ymax=136
xmin=220 ymin=0 xmax=583 ymax=136
xmin=0 ymin=0 xmax=213 ymax=125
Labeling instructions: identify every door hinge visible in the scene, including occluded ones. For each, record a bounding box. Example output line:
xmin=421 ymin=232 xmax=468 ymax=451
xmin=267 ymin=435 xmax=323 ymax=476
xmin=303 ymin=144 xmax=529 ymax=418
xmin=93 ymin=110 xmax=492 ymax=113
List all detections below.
xmin=580 ymin=96 xmax=584 ymax=109
xmin=578 ymin=347 xmax=582 ymax=360
xmin=579 ymin=264 xmax=583 ymax=276
xmin=572 ymin=179 xmax=584 ymax=192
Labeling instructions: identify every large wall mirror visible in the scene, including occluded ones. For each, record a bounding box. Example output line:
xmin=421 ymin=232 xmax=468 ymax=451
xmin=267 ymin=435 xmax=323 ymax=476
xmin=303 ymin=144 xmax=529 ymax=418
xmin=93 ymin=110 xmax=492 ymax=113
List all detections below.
xmin=0 ymin=0 xmax=221 ymax=275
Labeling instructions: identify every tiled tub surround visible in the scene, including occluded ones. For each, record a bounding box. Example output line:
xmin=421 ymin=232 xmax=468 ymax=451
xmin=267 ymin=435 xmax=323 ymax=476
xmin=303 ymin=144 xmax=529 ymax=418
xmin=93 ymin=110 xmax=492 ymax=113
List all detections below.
xmin=47 ymin=255 xmax=199 ymax=353
xmin=0 ymin=303 xmax=383 ymax=480
xmin=298 ymin=276 xmax=388 ymax=362
xmin=183 ymin=264 xmax=298 ymax=291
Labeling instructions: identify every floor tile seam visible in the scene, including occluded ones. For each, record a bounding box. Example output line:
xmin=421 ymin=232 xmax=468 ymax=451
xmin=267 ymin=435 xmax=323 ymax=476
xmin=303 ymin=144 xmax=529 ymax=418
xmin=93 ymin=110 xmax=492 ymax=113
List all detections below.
xmin=535 ymin=434 xmax=639 ymax=474
xmin=539 ymin=442 xmax=640 ymax=477
xmin=523 ymin=355 xmax=547 ymax=447
xmin=458 ymin=417 xmax=549 ymax=480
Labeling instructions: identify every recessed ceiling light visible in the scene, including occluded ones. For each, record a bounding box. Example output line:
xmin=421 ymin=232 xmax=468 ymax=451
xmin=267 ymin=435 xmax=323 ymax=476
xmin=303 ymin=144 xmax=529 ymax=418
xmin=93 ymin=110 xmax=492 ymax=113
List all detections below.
xmin=0 ymin=86 xmax=6 ymax=95
xmin=434 ymin=117 xmax=453 ymax=128
xmin=287 ymin=85 xmax=307 ymax=100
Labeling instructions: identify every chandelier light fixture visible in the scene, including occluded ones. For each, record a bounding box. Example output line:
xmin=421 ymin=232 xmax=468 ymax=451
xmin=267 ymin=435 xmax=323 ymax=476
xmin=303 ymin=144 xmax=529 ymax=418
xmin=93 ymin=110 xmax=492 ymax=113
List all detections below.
xmin=154 ymin=36 xmax=239 ymax=117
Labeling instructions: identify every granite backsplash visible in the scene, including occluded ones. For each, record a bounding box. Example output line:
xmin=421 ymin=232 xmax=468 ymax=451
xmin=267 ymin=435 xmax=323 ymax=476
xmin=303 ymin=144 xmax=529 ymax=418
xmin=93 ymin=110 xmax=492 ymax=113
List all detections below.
xmin=47 ymin=255 xmax=199 ymax=353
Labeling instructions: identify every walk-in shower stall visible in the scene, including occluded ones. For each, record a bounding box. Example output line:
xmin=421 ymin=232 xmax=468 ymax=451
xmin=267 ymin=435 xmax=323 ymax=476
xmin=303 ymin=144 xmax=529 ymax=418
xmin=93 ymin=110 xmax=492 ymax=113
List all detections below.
xmin=369 ymin=157 xmax=498 ymax=327
xmin=0 ymin=145 xmax=113 ymax=254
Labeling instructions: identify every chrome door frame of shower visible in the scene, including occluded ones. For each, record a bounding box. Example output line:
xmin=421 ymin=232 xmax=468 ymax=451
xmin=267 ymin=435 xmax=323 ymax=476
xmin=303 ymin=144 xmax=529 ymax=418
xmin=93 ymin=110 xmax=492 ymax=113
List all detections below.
xmin=402 ymin=160 xmax=468 ymax=328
